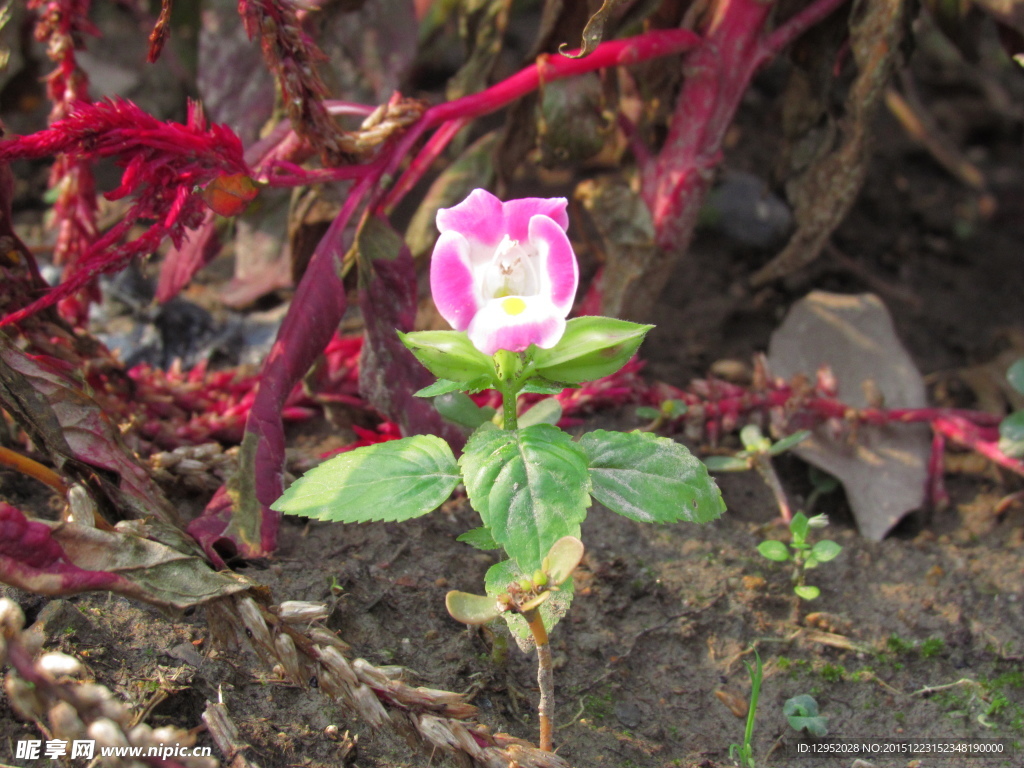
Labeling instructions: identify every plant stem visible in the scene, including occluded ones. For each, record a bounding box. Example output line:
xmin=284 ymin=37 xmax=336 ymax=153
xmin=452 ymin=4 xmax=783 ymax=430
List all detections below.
xmin=502 ymin=386 xmax=519 ymax=431
xmin=523 ymin=608 xmax=554 ymax=752
xmin=495 ymin=350 xmax=520 ymax=430
xmin=0 ymin=445 xmax=67 ymax=495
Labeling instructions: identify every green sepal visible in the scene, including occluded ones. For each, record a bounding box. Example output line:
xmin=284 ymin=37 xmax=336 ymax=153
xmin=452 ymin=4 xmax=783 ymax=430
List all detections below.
xmin=457 ymin=526 xmax=501 ymax=551
xmin=433 ymin=392 xmax=497 ymax=430
xmin=530 ymin=316 xmax=652 ymax=384
xmin=271 ymin=436 xmax=460 ymax=522
xmin=579 ymin=430 xmax=725 ymax=524
xmin=399 ymin=330 xmax=497 ymax=384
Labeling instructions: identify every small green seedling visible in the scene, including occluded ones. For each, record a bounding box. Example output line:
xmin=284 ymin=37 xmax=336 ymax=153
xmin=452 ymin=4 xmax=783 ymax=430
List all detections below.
xmin=998 ymin=359 xmax=1024 ymax=458
xmin=784 ymin=694 xmax=829 ymax=737
xmin=637 ymin=399 xmax=688 ymax=431
xmin=758 ymin=512 xmax=842 ymax=601
xmin=705 ymin=425 xmax=810 ymax=520
xmin=729 ymin=650 xmax=763 ymax=768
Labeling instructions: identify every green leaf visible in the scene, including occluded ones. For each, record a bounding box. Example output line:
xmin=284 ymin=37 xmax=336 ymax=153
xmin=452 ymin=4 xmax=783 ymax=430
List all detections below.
xmin=739 ymin=424 xmax=769 ymax=452
xmin=1007 ymin=359 xmax=1024 ymax=396
xmin=757 ymin=540 xmax=790 ymax=562
xmin=445 ymin=591 xmax=502 ymax=625
xmin=794 ymin=584 xmax=820 ymax=600
xmin=579 ymin=430 xmax=725 ymax=524
xmin=542 ymin=536 xmax=584 ymax=585
xmin=520 ymin=378 xmax=570 ymax=395
xmin=789 ymin=512 xmax=810 ymax=541
xmin=635 ymin=406 xmax=660 ymax=420
xmin=704 ymin=455 xmax=752 ymax=472
xmin=399 ymin=330 xmax=497 ymax=384
xmin=519 ymin=398 xmax=562 ymax=428
xmin=460 ymin=424 xmax=590 ymax=570
xmin=457 ymin=527 xmax=501 ymax=551
xmin=433 ymin=392 xmax=496 ymax=430
xmin=769 ymin=430 xmax=811 ymax=456
xmin=415 ymin=376 xmax=493 ymax=398
xmin=811 ymin=539 xmax=842 ymax=563
xmin=531 ymin=316 xmax=652 ymax=384
xmin=484 ymin=560 xmax=575 ymax=649
xmin=999 ymin=411 xmax=1024 ymax=458
xmin=271 ymin=436 xmax=460 ymax=522
xmin=783 ymin=694 xmax=819 ymax=718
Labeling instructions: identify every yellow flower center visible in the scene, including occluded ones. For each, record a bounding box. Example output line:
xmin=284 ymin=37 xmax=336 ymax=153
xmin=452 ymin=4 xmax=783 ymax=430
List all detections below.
xmin=502 ymin=297 xmax=527 ymax=316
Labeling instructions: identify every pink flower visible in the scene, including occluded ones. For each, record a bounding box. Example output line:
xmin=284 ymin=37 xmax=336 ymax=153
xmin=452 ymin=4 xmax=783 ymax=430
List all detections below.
xmin=430 ymin=189 xmax=578 ymax=356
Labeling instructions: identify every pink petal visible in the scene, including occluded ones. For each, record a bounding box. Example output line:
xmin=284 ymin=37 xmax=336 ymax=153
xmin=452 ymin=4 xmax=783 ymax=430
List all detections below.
xmin=430 ymin=231 xmax=480 ymax=331
xmin=466 ymin=296 xmax=566 ymax=355
xmin=529 ymin=214 xmax=578 ymax=315
xmin=503 ymin=197 xmax=569 ymax=242
xmin=436 ymin=188 xmax=505 ymax=246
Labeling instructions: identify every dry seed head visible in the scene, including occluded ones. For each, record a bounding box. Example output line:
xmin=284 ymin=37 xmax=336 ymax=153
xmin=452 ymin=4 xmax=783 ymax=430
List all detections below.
xmin=236 ymin=596 xmax=272 ymax=650
xmin=87 ymin=717 xmax=129 ymax=748
xmin=352 ymin=657 xmax=391 ymax=688
xmin=6 ymin=674 xmax=47 ymax=719
xmin=317 ymin=645 xmax=357 ymax=686
xmin=39 ymin=651 xmax=84 ymax=678
xmin=274 ymin=633 xmax=302 ymax=682
xmin=351 ymin=683 xmax=389 ymax=728
xmin=277 ymin=600 xmax=329 ymax=624
xmin=0 ymin=597 xmax=25 ymax=634
xmin=49 ymin=701 xmax=86 ymax=740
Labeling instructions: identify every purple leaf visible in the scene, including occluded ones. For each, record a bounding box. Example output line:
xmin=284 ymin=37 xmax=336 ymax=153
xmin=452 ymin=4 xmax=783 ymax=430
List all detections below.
xmin=156 ymin=209 xmax=220 ymax=303
xmin=187 ymin=189 xmax=363 ymax=562
xmin=0 ymin=502 xmax=247 ymax=609
xmin=357 ymin=215 xmax=465 ymax=447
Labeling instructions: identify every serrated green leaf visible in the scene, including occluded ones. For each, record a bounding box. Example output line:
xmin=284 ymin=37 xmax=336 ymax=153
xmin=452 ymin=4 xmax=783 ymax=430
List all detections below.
xmin=484 ymin=560 xmax=575 ymax=650
xmin=457 ymin=526 xmax=501 ymax=551
xmin=794 ymin=584 xmax=820 ymax=600
xmin=460 ymin=424 xmax=590 ymax=570
xmin=1007 ymin=359 xmax=1024 ymax=396
xmin=811 ymin=539 xmax=842 ymax=563
xmin=757 ymin=540 xmax=790 ymax=562
xmin=271 ymin=436 xmax=460 ymax=522
xmin=579 ymin=430 xmax=725 ymax=524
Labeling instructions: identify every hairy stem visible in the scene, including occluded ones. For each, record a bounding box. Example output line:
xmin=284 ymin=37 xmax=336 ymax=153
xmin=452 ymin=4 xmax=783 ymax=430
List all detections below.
xmin=524 ymin=608 xmax=554 ymax=752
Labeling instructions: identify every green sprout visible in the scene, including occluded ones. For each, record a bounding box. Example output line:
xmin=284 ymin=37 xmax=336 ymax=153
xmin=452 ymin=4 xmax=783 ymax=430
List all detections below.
xmin=729 ymin=649 xmax=763 ymax=768
xmin=705 ymin=425 xmax=810 ymax=520
xmin=784 ymin=694 xmax=829 ymax=737
xmin=757 ymin=512 xmax=842 ymax=601
xmin=636 ymin=398 xmax=688 ymax=431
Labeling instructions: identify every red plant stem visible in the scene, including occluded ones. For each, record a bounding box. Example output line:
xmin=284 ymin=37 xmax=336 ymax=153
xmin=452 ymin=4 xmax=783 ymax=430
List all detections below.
xmin=932 ymin=415 xmax=1024 ymax=476
xmin=380 ymin=117 xmax=468 ymax=215
xmin=0 ymin=446 xmax=68 ymax=496
xmin=368 ymin=29 xmax=701 ymax=214
xmin=760 ymin=0 xmax=852 ymax=60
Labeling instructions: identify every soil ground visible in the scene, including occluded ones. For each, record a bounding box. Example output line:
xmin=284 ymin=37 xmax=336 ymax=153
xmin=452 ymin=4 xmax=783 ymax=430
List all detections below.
xmin=3 ymin=13 xmax=1024 ymax=768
